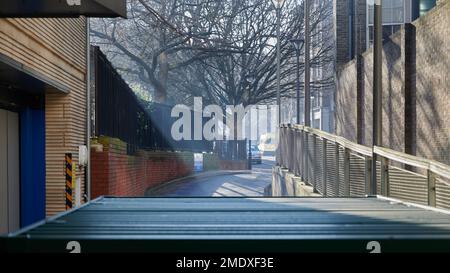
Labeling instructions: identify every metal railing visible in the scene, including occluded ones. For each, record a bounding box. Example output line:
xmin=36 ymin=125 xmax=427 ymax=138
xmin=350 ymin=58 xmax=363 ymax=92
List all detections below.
xmin=91 ymin=46 xmax=214 ymax=153
xmin=277 ymin=124 xmax=450 ymax=210
xmin=214 ymin=140 xmax=248 ymax=161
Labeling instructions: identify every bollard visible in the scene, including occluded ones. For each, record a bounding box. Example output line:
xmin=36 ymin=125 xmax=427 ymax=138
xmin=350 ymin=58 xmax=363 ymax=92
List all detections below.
xmin=65 ymin=153 xmax=73 ymax=210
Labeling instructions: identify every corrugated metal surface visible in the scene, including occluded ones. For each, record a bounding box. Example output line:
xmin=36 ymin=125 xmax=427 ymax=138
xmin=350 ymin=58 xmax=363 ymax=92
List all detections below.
xmin=389 ymin=166 xmax=428 ymax=205
xmin=288 ymin=128 xmax=295 ymax=172
xmin=276 ymin=127 xmax=450 ymax=217
xmin=315 ymin=138 xmax=324 ymax=194
xmin=294 ymin=130 xmax=302 ymax=177
xmin=377 ymin=161 xmax=382 ymax=195
xmin=326 ymin=142 xmax=338 ymax=196
xmin=338 ymin=147 xmax=346 ymax=196
xmin=349 ymin=154 xmax=366 ymax=197
xmin=436 ymin=177 xmax=450 ymax=210
xmin=278 ymin=127 xmax=285 ymax=167
xmin=307 ymin=134 xmax=314 ymax=186
xmin=0 ymin=17 xmax=87 ymax=216
xmin=7 ymin=197 xmax=450 ymax=241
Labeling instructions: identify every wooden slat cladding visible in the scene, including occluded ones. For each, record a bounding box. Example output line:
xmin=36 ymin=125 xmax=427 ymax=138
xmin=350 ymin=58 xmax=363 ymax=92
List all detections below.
xmin=0 ymin=18 xmax=87 ymax=216
xmin=7 ymin=18 xmax=86 ymax=72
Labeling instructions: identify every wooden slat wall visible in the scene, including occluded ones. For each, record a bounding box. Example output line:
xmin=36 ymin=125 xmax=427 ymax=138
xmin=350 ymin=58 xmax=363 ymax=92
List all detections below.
xmin=0 ymin=18 xmax=87 ymax=216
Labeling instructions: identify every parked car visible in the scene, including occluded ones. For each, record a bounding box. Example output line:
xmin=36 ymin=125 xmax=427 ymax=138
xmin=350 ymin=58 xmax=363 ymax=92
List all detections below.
xmin=250 ymin=145 xmax=263 ymax=164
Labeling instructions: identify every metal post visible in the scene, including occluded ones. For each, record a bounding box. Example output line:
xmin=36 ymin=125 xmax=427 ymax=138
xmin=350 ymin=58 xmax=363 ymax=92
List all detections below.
xmin=304 ymin=0 xmax=311 ymax=127
xmin=248 ymin=139 xmax=252 ymax=170
xmin=301 ymin=130 xmax=305 ymax=181
xmin=290 ymin=127 xmax=295 ymax=172
xmin=335 ymin=143 xmax=340 ymax=196
xmin=304 ymin=131 xmax=309 ymax=183
xmin=365 ymin=156 xmax=373 ymax=196
xmin=380 ymin=157 xmax=389 ymax=197
xmin=296 ymin=49 xmax=301 ymax=124
xmin=303 ymin=0 xmax=311 ymax=193
xmin=427 ymin=170 xmax=437 ymax=207
xmin=312 ymin=135 xmax=317 ymax=192
xmin=344 ymin=148 xmax=350 ymax=196
xmin=274 ymin=3 xmax=282 ymax=167
xmin=293 ymin=128 xmax=299 ymax=175
xmin=371 ymin=0 xmax=382 ymax=195
xmin=322 ymin=138 xmax=327 ymax=196
xmin=276 ymin=7 xmax=281 ymax=125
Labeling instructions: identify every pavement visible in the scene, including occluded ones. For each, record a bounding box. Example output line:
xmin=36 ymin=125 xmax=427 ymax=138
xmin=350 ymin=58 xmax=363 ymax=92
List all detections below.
xmin=147 ymin=156 xmax=275 ymax=197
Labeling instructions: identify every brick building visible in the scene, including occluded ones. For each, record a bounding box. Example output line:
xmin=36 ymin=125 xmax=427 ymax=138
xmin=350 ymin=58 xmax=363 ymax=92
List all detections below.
xmin=334 ymin=0 xmax=439 ymax=68
xmin=335 ymin=0 xmax=449 ymax=166
xmin=0 ymin=17 xmax=88 ymax=234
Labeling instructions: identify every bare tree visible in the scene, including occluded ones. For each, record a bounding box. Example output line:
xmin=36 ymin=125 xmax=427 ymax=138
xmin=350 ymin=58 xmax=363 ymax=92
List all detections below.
xmin=193 ymin=0 xmax=334 ymax=107
xmin=91 ymin=0 xmax=335 ymax=107
xmin=91 ymin=0 xmax=243 ymax=103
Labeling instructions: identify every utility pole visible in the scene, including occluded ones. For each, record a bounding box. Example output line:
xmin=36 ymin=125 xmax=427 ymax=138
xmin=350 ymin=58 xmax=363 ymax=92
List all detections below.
xmin=272 ymin=0 xmax=285 ymax=165
xmin=371 ymin=0 xmax=382 ymax=195
xmin=304 ymin=0 xmax=311 ymax=127
xmin=290 ymin=38 xmax=304 ymax=124
xmin=295 ymin=44 xmax=301 ymax=124
xmin=271 ymin=0 xmax=286 ymax=125
xmin=276 ymin=5 xmax=282 ymax=125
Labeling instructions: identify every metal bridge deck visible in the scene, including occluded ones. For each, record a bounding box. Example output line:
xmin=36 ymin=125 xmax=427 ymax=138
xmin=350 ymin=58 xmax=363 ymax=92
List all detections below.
xmin=3 ymin=197 xmax=450 ymax=252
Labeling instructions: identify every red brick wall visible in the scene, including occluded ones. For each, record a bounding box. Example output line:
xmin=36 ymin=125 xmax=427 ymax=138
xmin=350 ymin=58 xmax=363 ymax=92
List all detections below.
xmin=219 ymin=160 xmax=248 ymax=170
xmin=91 ymin=139 xmax=194 ymax=198
xmin=203 ymin=153 xmax=249 ymax=171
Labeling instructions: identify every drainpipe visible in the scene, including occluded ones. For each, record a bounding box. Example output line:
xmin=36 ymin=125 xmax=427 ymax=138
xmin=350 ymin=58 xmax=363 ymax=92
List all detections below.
xmin=86 ymin=17 xmax=91 ymax=201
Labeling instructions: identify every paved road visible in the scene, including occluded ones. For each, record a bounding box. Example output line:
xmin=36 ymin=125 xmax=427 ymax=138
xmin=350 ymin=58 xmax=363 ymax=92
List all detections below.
xmin=149 ymin=156 xmax=275 ymax=197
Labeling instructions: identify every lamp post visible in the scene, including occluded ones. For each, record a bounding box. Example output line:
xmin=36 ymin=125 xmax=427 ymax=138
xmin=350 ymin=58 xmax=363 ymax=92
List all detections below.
xmin=271 ymin=0 xmax=285 ymax=125
xmin=371 ymin=0 xmax=383 ymax=195
xmin=245 ymin=74 xmax=257 ymax=170
xmin=304 ymin=0 xmax=311 ymax=127
xmin=290 ymin=38 xmax=304 ymax=124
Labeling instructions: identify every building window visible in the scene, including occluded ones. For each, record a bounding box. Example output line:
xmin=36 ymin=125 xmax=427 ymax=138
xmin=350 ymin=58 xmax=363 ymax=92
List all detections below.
xmin=368 ymin=24 xmax=401 ymax=47
xmin=367 ymin=0 xmax=405 ymax=48
xmin=420 ymin=0 xmax=436 ymax=16
xmin=368 ymin=0 xmax=404 ymax=25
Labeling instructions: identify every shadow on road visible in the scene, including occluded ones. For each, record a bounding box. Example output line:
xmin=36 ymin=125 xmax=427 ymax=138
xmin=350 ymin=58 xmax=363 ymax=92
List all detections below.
xmin=147 ymin=156 xmax=275 ymax=197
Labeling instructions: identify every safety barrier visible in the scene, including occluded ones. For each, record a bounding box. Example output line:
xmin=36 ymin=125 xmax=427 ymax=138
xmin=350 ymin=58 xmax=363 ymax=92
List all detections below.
xmin=277 ymin=124 xmax=450 ymax=209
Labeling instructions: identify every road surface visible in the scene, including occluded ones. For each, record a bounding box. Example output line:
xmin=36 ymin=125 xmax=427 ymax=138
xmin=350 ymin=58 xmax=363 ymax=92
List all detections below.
xmin=148 ymin=156 xmax=275 ymax=197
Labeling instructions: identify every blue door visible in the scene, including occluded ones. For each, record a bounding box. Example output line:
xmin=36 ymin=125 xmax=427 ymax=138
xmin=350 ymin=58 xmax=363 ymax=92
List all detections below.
xmin=20 ymin=107 xmax=46 ymax=227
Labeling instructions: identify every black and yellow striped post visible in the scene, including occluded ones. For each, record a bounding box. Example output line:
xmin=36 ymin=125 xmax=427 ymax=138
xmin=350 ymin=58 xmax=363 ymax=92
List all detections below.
xmin=65 ymin=153 xmax=73 ymax=210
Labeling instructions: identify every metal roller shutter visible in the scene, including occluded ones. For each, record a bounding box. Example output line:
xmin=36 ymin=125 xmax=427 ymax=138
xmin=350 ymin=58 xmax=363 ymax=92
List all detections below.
xmin=349 ymin=153 xmax=366 ymax=197
xmin=326 ymin=142 xmax=338 ymax=196
xmin=314 ymin=138 xmax=323 ymax=194
xmin=436 ymin=177 xmax=450 ymax=210
xmin=307 ymin=134 xmax=314 ymax=187
xmin=338 ymin=146 xmax=346 ymax=196
xmin=388 ymin=166 xmax=428 ymax=205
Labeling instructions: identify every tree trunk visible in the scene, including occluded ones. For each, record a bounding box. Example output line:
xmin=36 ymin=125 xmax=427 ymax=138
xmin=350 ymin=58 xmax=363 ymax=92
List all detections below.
xmin=156 ymin=52 xmax=169 ymax=103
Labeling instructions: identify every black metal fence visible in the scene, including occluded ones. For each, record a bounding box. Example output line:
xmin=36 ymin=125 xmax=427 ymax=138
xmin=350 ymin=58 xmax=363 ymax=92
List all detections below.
xmin=91 ymin=46 xmax=247 ymax=159
xmin=213 ymin=140 xmax=248 ymax=161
